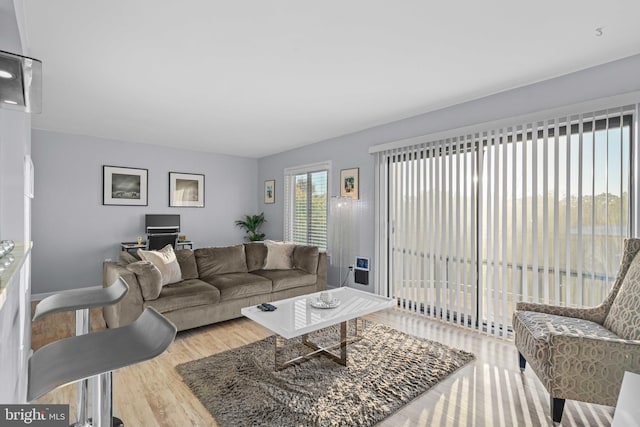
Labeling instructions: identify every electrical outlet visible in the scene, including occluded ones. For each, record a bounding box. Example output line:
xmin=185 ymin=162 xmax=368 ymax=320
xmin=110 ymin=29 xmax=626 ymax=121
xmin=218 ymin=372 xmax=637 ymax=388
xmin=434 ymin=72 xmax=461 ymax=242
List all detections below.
xmin=105 ymin=258 xmax=112 ymax=262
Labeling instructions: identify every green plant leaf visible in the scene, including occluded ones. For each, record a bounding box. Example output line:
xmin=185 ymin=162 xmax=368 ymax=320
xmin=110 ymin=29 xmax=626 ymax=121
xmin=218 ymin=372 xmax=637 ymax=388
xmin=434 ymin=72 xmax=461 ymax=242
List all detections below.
xmin=235 ymin=213 xmax=266 ymax=241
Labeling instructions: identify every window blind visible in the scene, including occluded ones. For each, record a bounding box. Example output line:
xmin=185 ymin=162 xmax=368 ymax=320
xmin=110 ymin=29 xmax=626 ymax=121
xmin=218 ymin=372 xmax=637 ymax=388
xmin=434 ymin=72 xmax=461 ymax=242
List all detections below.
xmin=374 ymin=105 xmax=636 ymax=336
xmin=284 ymin=162 xmax=330 ymax=250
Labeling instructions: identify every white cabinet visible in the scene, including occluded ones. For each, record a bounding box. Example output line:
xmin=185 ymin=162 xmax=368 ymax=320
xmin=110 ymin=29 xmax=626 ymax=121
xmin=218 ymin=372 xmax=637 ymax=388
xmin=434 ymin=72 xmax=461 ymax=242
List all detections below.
xmin=0 ymin=243 xmax=32 ymax=403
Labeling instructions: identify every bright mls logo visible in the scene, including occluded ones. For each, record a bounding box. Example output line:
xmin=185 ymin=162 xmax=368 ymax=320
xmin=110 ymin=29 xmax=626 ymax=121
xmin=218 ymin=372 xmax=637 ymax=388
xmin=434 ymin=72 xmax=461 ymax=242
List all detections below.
xmin=0 ymin=405 xmax=68 ymax=426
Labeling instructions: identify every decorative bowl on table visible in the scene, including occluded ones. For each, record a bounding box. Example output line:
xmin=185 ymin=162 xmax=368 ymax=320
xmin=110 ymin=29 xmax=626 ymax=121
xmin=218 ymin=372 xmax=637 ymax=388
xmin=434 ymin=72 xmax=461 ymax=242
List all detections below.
xmin=310 ymin=298 xmax=341 ymax=309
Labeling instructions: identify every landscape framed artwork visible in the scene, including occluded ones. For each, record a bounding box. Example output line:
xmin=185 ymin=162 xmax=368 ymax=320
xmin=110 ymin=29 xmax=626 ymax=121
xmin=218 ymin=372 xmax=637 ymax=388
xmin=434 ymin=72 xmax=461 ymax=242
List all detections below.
xmin=169 ymin=172 xmax=205 ymax=207
xmin=264 ymin=179 xmax=275 ymax=204
xmin=103 ymin=165 xmax=148 ymax=206
xmin=340 ymin=167 xmax=359 ymax=200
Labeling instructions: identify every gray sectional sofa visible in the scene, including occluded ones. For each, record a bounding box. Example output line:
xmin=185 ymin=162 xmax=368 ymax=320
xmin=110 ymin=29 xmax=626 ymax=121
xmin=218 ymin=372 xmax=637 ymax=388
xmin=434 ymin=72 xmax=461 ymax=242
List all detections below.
xmin=103 ymin=242 xmax=327 ymax=331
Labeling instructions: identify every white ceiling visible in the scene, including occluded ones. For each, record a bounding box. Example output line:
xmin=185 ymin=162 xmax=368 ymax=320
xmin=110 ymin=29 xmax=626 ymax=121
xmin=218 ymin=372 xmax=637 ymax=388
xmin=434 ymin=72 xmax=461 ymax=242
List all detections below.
xmin=22 ymin=1 xmax=640 ymax=158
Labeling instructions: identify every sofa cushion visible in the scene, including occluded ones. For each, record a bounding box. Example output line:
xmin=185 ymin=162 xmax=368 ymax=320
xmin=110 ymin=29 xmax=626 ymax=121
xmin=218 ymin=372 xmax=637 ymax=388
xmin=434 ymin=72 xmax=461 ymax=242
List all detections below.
xmin=175 ymin=249 xmax=198 ymax=280
xmin=118 ymin=251 xmax=139 ymax=266
xmin=604 ymin=251 xmax=640 ymax=340
xmin=204 ymin=273 xmax=272 ymax=301
xmin=244 ymin=242 xmax=268 ymax=272
xmin=292 ymin=245 xmax=319 ymax=274
xmin=143 ymin=279 xmax=220 ymax=313
xmin=138 ymin=244 xmax=182 ymax=285
xmin=263 ymin=240 xmax=295 ymax=270
xmin=195 ymin=245 xmax=248 ymax=277
xmin=252 ymin=269 xmax=317 ymax=292
xmin=126 ymin=261 xmax=163 ymax=300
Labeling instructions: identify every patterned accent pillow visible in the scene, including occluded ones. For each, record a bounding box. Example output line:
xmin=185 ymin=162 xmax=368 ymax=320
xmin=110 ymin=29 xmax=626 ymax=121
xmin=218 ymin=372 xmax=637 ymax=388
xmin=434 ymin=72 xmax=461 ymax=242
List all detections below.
xmin=263 ymin=240 xmax=295 ymax=270
xmin=604 ymin=251 xmax=640 ymax=340
xmin=138 ymin=244 xmax=182 ymax=286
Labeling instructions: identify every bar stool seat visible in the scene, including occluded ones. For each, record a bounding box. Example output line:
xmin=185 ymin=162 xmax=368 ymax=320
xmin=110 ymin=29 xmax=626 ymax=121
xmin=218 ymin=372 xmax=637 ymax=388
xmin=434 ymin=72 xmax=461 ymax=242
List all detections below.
xmin=28 ymin=307 xmax=176 ymax=401
xmin=33 ymin=278 xmax=129 ymax=321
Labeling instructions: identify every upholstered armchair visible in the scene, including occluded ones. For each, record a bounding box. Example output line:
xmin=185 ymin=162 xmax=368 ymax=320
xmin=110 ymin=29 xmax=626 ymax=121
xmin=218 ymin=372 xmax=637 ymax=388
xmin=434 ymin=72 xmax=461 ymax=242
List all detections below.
xmin=513 ymin=238 xmax=640 ymax=423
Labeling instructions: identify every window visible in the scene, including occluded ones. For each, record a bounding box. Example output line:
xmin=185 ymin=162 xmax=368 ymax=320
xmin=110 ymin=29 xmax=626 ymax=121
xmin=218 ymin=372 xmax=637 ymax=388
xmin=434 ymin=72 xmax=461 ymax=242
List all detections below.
xmin=373 ymin=105 xmax=636 ymax=337
xmin=284 ymin=162 xmax=330 ymax=250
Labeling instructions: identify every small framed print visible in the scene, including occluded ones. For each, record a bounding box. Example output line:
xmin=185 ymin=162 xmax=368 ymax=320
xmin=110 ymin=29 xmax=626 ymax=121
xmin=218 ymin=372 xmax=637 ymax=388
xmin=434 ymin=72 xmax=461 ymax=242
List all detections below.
xmin=264 ymin=179 xmax=275 ymax=204
xmin=103 ymin=165 xmax=148 ymax=206
xmin=340 ymin=167 xmax=359 ymax=200
xmin=169 ymin=172 xmax=205 ymax=207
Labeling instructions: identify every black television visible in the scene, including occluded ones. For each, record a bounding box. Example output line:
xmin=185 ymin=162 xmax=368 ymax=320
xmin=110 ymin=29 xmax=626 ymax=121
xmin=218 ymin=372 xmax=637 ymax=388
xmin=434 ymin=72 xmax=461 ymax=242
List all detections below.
xmin=145 ymin=214 xmax=180 ymax=234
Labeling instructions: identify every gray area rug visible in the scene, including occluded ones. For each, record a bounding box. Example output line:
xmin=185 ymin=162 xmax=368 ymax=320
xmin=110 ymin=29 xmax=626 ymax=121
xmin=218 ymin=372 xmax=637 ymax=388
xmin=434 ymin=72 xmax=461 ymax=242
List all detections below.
xmin=176 ymin=321 xmax=474 ymax=427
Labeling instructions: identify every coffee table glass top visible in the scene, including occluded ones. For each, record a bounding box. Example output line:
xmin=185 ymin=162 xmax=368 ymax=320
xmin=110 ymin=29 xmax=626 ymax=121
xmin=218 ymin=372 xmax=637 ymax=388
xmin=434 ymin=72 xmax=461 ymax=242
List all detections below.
xmin=241 ymin=287 xmax=395 ymax=339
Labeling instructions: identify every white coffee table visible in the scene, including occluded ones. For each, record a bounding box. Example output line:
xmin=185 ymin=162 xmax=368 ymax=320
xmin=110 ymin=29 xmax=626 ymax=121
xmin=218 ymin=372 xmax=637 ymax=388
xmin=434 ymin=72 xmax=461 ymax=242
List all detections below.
xmin=241 ymin=287 xmax=395 ymax=370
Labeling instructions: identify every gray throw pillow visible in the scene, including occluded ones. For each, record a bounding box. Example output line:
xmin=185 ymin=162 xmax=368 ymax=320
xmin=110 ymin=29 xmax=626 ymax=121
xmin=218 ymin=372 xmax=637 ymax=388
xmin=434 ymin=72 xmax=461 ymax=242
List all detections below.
xmin=126 ymin=261 xmax=163 ymax=300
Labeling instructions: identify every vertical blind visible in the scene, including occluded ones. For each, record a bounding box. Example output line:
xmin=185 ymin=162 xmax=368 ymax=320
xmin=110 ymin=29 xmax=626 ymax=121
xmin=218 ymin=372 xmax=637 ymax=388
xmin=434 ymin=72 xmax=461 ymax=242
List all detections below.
xmin=284 ymin=162 xmax=330 ymax=250
xmin=374 ymin=105 xmax=636 ymax=337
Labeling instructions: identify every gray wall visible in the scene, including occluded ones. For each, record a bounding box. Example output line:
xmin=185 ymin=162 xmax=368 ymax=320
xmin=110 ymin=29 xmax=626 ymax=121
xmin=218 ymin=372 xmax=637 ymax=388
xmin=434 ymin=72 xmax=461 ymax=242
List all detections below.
xmin=31 ymin=130 xmax=258 ymax=294
xmin=0 ymin=0 xmax=31 ymax=243
xmin=29 ymin=53 xmax=640 ymax=294
xmin=258 ymin=53 xmax=640 ymax=292
xmin=0 ymin=111 xmax=30 ymax=243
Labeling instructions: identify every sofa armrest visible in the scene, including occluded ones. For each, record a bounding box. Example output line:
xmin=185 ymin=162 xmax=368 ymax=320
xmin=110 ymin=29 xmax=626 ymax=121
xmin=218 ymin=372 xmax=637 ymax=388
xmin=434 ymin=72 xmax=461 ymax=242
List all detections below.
xmin=316 ymin=252 xmax=327 ymax=291
xmin=548 ymin=332 xmax=640 ymax=405
xmin=102 ymin=262 xmax=144 ymax=328
xmin=515 ymin=301 xmax=608 ymax=324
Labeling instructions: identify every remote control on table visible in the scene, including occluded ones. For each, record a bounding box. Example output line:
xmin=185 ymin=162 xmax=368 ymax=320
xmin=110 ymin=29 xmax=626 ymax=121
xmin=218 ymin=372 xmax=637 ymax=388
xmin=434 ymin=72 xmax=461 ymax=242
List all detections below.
xmin=258 ymin=303 xmax=277 ymax=311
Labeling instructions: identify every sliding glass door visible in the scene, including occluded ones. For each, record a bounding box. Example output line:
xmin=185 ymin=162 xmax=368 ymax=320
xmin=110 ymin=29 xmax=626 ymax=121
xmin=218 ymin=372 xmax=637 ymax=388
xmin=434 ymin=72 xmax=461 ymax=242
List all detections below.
xmin=379 ymin=108 xmax=634 ymax=335
xmin=389 ymin=143 xmax=478 ymax=326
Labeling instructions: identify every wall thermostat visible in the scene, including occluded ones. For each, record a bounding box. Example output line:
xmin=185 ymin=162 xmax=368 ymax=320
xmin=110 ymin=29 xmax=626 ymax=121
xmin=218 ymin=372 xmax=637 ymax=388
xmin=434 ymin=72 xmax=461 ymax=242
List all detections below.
xmin=355 ymin=257 xmax=369 ymax=271
xmin=354 ymin=257 xmax=369 ymax=285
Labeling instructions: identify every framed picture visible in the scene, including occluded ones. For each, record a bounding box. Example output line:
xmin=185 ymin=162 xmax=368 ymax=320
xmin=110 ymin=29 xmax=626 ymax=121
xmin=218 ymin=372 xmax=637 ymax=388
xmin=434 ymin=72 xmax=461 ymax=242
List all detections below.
xmin=340 ymin=167 xmax=359 ymax=200
xmin=264 ymin=179 xmax=275 ymax=204
xmin=103 ymin=165 xmax=148 ymax=206
xmin=169 ymin=172 xmax=205 ymax=207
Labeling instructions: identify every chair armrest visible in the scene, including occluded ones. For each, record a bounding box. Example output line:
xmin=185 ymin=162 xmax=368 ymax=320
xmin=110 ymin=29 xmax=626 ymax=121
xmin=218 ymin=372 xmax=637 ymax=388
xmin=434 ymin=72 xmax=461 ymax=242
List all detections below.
xmin=547 ymin=332 xmax=640 ymax=405
xmin=515 ymin=301 xmax=608 ymax=324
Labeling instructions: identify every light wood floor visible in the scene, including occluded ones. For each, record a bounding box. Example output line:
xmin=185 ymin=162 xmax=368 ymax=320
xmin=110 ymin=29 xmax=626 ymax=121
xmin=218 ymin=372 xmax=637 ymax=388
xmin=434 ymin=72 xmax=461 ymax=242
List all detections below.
xmin=31 ymin=306 xmax=615 ymax=427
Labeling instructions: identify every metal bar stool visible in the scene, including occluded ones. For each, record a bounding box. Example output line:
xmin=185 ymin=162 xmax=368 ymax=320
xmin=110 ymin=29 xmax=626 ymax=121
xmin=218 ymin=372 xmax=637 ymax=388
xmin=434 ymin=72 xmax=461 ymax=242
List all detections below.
xmin=30 ymin=278 xmax=176 ymax=426
xmin=33 ymin=278 xmax=129 ymax=426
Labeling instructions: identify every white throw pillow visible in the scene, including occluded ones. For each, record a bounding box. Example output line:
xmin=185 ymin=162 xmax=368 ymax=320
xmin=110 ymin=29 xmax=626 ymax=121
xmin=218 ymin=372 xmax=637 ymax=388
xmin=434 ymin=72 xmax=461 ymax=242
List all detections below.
xmin=138 ymin=244 xmax=182 ymax=285
xmin=263 ymin=240 xmax=295 ymax=270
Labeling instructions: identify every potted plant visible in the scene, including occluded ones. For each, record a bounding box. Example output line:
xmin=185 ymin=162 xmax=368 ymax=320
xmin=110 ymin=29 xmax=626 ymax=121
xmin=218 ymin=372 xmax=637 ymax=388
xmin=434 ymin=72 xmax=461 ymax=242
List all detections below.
xmin=235 ymin=213 xmax=266 ymax=241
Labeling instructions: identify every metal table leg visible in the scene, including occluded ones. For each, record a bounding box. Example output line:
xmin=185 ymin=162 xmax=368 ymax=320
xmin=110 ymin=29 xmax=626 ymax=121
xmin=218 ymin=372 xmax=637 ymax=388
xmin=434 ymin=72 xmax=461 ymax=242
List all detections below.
xmin=274 ymin=318 xmax=364 ymax=371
